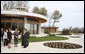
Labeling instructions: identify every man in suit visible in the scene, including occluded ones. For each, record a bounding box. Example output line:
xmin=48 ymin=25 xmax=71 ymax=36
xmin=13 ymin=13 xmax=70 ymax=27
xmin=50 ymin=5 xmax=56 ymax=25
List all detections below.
xmin=22 ymin=28 xmax=29 ymax=48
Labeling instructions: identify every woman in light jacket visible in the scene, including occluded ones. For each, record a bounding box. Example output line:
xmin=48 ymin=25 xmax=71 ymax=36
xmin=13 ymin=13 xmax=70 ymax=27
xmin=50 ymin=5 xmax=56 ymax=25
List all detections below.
xmin=3 ymin=29 xmax=8 ymax=46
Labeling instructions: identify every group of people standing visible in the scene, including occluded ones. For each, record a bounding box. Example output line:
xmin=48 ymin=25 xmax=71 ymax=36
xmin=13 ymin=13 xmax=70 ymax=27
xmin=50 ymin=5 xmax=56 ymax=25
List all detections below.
xmin=1 ymin=28 xmax=29 ymax=49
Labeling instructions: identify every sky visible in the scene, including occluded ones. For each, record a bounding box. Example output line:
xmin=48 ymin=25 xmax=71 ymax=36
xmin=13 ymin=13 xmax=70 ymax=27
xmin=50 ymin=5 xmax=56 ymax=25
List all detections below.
xmin=29 ymin=1 xmax=84 ymax=31
xmin=1 ymin=1 xmax=84 ymax=31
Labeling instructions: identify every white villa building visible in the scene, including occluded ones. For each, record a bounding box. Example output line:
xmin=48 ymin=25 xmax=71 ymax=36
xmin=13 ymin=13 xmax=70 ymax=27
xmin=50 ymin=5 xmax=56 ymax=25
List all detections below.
xmin=1 ymin=6 xmax=47 ymax=37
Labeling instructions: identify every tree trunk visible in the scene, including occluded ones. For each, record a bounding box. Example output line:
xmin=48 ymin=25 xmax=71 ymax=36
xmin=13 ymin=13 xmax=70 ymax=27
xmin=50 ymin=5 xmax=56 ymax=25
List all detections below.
xmin=49 ymin=17 xmax=51 ymax=34
xmin=52 ymin=21 xmax=55 ymax=27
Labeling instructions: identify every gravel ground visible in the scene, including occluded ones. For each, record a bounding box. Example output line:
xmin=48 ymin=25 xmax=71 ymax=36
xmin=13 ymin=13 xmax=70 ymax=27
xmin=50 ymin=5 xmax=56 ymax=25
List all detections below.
xmin=1 ymin=34 xmax=84 ymax=53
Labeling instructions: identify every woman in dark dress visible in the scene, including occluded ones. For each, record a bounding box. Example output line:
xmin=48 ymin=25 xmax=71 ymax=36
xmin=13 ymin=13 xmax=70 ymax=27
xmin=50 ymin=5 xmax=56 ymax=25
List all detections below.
xmin=7 ymin=28 xmax=12 ymax=48
xmin=21 ymin=32 xmax=24 ymax=46
xmin=14 ymin=28 xmax=19 ymax=47
xmin=1 ymin=28 xmax=4 ymax=42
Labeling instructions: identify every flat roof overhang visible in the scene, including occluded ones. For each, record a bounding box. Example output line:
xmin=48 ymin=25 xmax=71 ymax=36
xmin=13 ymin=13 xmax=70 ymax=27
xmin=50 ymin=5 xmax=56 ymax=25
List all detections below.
xmin=42 ymin=27 xmax=59 ymax=29
xmin=1 ymin=10 xmax=47 ymax=23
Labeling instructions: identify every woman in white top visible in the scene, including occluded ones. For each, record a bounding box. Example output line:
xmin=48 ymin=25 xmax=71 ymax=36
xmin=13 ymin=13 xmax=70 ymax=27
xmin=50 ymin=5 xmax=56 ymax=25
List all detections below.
xmin=3 ymin=29 xmax=8 ymax=46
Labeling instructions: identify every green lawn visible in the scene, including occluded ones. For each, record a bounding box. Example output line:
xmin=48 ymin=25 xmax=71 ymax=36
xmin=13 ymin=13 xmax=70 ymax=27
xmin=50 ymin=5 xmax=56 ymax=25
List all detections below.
xmin=19 ymin=36 xmax=69 ymax=42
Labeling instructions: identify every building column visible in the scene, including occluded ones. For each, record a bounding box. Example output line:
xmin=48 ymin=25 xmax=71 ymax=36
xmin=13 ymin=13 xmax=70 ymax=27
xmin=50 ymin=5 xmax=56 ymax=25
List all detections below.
xmin=38 ymin=21 xmax=41 ymax=34
xmin=11 ymin=22 xmax=12 ymax=29
xmin=24 ymin=17 xmax=27 ymax=29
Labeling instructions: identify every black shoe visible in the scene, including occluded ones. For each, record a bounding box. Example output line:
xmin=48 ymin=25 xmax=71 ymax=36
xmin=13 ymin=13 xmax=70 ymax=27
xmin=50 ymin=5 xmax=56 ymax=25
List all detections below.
xmin=23 ymin=46 xmax=27 ymax=48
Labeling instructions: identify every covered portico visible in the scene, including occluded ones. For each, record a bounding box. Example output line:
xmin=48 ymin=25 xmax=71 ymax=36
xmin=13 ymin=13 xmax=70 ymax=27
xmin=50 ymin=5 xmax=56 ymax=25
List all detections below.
xmin=1 ymin=7 xmax=47 ymax=34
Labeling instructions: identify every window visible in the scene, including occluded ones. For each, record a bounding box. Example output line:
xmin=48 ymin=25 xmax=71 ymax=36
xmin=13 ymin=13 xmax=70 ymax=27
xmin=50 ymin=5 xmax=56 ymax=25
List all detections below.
xmin=30 ymin=24 xmax=33 ymax=34
xmin=1 ymin=16 xmax=6 ymax=20
xmin=27 ymin=18 xmax=39 ymax=23
xmin=12 ymin=17 xmax=24 ymax=20
xmin=34 ymin=24 xmax=38 ymax=34
xmin=1 ymin=22 xmax=6 ymax=28
xmin=55 ymin=28 xmax=56 ymax=33
xmin=12 ymin=23 xmax=17 ymax=30
xmin=27 ymin=24 xmax=30 ymax=32
xmin=6 ymin=22 xmax=11 ymax=29
xmin=28 ymin=24 xmax=38 ymax=34
xmin=18 ymin=23 xmax=24 ymax=32
xmin=6 ymin=16 xmax=12 ymax=20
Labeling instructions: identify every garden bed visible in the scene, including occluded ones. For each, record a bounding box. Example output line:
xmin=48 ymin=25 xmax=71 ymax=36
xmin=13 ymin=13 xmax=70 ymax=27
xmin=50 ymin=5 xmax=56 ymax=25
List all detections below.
xmin=43 ymin=42 xmax=82 ymax=49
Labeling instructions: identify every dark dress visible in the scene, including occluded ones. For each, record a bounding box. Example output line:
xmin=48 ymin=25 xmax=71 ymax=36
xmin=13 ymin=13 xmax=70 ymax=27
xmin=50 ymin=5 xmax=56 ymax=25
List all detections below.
xmin=22 ymin=31 xmax=29 ymax=47
xmin=1 ymin=30 xmax=4 ymax=42
xmin=14 ymin=32 xmax=19 ymax=44
xmin=7 ymin=32 xmax=12 ymax=43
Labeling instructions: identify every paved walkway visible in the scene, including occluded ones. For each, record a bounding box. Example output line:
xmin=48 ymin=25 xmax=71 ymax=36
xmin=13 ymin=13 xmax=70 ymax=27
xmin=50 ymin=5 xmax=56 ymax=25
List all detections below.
xmin=1 ymin=34 xmax=84 ymax=53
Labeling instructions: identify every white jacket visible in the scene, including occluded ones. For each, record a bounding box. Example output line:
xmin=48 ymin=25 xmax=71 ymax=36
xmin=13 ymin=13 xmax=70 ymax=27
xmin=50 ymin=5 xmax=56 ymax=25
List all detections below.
xmin=3 ymin=32 xmax=7 ymax=39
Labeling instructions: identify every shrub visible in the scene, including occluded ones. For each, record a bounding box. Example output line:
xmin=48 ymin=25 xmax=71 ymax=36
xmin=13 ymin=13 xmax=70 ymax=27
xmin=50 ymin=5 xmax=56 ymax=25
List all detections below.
xmin=28 ymin=31 xmax=30 ymax=39
xmin=48 ymin=34 xmax=56 ymax=36
xmin=30 ymin=36 xmax=36 ymax=38
xmin=62 ymin=29 xmax=71 ymax=35
xmin=44 ymin=30 xmax=50 ymax=34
